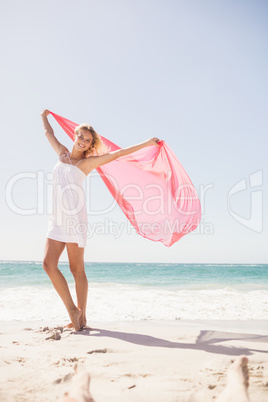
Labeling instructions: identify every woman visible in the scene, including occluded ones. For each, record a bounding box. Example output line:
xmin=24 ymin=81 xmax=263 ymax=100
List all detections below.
xmin=41 ymin=109 xmax=159 ymax=331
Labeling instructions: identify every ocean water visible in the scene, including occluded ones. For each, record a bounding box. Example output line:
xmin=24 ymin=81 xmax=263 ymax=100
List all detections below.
xmin=0 ymin=261 xmax=267 ymax=322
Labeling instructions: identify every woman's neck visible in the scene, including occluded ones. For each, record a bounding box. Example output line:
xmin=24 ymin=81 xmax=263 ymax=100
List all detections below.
xmin=70 ymin=148 xmax=84 ymax=160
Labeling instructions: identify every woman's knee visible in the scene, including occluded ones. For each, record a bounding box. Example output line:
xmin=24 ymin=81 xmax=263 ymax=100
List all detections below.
xmin=43 ymin=258 xmax=56 ymax=274
xmin=69 ymin=263 xmax=85 ymax=276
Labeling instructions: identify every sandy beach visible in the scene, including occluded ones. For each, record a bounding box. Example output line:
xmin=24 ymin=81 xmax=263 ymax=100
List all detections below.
xmin=1 ymin=320 xmax=268 ymax=401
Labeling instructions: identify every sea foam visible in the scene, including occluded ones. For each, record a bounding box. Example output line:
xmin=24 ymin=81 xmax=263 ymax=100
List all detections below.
xmin=0 ymin=284 xmax=267 ymax=322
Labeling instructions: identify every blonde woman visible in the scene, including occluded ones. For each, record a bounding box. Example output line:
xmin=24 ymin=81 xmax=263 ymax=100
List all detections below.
xmin=41 ymin=109 xmax=159 ymax=331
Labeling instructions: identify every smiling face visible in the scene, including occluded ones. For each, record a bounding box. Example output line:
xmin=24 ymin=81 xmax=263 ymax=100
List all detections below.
xmin=75 ymin=129 xmax=94 ymax=153
xmin=74 ymin=123 xmax=106 ymax=157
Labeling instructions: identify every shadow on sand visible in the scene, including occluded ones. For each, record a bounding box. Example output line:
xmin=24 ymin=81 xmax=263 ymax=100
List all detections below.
xmin=75 ymin=327 xmax=268 ymax=357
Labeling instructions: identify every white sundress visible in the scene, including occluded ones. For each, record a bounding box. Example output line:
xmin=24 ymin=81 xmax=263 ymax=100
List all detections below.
xmin=47 ymin=152 xmax=88 ymax=248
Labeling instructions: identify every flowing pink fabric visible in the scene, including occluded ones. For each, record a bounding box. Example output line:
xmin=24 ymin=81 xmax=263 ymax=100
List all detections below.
xmin=49 ymin=111 xmax=201 ymax=246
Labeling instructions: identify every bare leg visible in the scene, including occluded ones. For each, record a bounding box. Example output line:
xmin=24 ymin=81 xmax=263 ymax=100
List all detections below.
xmin=216 ymin=356 xmax=250 ymax=402
xmin=43 ymin=239 xmax=81 ymax=331
xmin=66 ymin=243 xmax=88 ymax=329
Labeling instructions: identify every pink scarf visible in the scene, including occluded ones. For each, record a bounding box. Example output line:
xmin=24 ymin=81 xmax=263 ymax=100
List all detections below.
xmin=49 ymin=111 xmax=201 ymax=246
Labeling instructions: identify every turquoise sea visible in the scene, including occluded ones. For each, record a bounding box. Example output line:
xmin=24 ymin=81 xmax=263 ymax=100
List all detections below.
xmin=0 ymin=261 xmax=267 ymax=322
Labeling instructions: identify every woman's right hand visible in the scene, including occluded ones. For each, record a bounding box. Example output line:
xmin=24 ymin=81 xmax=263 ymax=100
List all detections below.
xmin=146 ymin=137 xmax=160 ymax=146
xmin=41 ymin=109 xmax=50 ymax=117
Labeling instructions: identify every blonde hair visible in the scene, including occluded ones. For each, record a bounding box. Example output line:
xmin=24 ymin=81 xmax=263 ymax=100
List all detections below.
xmin=74 ymin=123 xmax=108 ymax=157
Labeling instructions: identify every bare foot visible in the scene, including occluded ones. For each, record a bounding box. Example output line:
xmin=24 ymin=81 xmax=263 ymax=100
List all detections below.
xmin=64 ymin=316 xmax=87 ymax=331
xmin=79 ymin=317 xmax=87 ymax=329
xmin=61 ymin=364 xmax=95 ymax=402
xmin=64 ymin=322 xmax=74 ymax=329
xmin=69 ymin=308 xmax=82 ymax=332
xmin=216 ymin=356 xmax=250 ymax=402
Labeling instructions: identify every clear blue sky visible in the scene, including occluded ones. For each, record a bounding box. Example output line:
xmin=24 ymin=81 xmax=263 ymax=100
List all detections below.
xmin=0 ymin=0 xmax=267 ymax=263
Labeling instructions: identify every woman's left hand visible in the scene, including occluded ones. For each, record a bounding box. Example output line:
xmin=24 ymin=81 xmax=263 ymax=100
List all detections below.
xmin=147 ymin=137 xmax=160 ymax=146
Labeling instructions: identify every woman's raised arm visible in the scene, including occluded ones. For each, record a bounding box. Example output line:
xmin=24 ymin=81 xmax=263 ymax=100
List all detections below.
xmin=41 ymin=109 xmax=67 ymax=156
xmin=87 ymin=137 xmax=160 ymax=171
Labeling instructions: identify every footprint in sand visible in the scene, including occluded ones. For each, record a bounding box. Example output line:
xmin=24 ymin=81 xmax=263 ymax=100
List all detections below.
xmin=37 ymin=326 xmax=64 ymax=333
xmin=249 ymin=362 xmax=268 ymax=388
xmin=87 ymin=348 xmax=109 ymax=355
xmin=54 ymin=357 xmax=84 ymax=367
